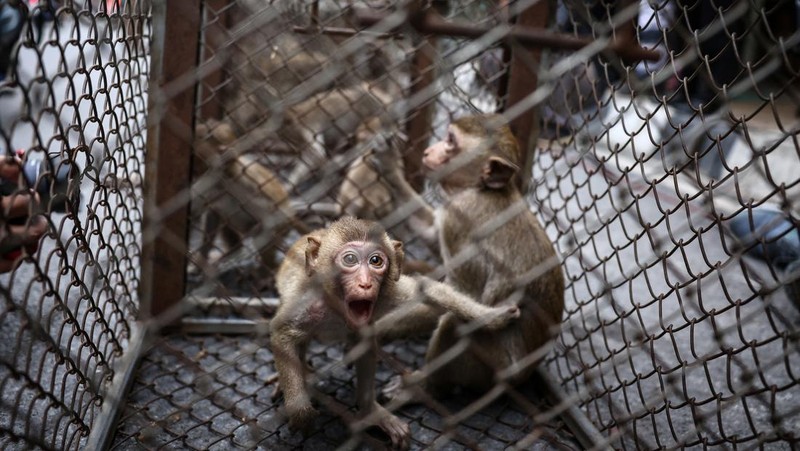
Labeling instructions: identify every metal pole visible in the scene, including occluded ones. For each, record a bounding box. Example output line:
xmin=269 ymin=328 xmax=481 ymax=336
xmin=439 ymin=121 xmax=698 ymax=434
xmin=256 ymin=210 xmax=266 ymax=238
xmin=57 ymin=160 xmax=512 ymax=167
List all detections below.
xmin=354 ymin=8 xmax=661 ymax=62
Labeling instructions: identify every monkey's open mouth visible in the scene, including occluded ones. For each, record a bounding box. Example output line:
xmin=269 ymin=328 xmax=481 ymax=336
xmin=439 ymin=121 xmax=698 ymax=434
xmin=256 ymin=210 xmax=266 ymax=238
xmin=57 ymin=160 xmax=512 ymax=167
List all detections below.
xmin=347 ymin=299 xmax=374 ymax=327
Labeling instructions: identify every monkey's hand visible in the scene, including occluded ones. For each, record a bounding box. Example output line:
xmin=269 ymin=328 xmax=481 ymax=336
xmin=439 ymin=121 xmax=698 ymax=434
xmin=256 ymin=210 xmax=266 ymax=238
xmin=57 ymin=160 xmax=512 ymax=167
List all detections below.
xmin=353 ymin=403 xmax=410 ymax=450
xmin=285 ymin=399 xmax=319 ymax=434
xmin=482 ymin=304 xmax=521 ymax=330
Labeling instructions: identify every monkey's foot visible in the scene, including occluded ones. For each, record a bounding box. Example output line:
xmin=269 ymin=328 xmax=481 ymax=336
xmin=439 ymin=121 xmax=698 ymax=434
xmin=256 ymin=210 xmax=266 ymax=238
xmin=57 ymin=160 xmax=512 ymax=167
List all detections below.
xmin=379 ymin=373 xmax=429 ymax=406
xmin=285 ymin=402 xmax=319 ymax=434
xmin=484 ymin=304 xmax=521 ymax=330
xmin=354 ymin=404 xmax=410 ymax=450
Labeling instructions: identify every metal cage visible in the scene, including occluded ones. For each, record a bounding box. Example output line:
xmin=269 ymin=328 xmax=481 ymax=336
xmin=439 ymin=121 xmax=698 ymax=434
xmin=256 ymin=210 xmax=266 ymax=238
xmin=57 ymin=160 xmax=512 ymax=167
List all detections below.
xmin=0 ymin=0 xmax=797 ymax=450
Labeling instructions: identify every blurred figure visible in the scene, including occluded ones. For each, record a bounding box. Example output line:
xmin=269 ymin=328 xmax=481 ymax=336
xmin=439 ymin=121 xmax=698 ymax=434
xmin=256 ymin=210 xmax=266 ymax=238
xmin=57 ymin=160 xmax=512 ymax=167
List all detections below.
xmin=729 ymin=205 xmax=800 ymax=307
xmin=666 ymin=0 xmax=745 ymax=113
xmin=0 ymin=1 xmax=24 ymax=82
xmin=634 ymin=0 xmax=675 ymax=80
xmin=0 ymin=156 xmax=47 ymax=272
xmin=0 ymin=0 xmax=58 ymax=82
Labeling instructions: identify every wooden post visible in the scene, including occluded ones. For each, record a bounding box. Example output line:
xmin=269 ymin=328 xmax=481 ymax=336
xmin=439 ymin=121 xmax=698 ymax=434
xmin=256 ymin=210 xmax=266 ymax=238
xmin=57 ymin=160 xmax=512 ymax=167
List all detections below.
xmin=198 ymin=0 xmax=231 ymax=121
xmin=140 ymin=0 xmax=202 ymax=321
xmin=404 ymin=37 xmax=437 ymax=191
xmin=504 ymin=1 xmax=548 ymax=193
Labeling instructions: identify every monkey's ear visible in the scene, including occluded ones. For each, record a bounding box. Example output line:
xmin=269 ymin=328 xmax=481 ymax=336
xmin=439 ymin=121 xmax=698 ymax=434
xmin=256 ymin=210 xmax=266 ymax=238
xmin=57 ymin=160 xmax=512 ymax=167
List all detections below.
xmin=482 ymin=156 xmax=518 ymax=189
xmin=391 ymin=240 xmax=404 ymax=281
xmin=305 ymin=237 xmax=322 ymax=277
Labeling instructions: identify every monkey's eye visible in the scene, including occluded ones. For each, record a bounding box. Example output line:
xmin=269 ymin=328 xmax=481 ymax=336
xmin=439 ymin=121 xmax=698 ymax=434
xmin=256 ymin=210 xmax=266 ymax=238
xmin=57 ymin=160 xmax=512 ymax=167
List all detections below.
xmin=368 ymin=254 xmax=385 ymax=268
xmin=447 ymin=132 xmax=456 ymax=145
xmin=341 ymin=252 xmax=359 ymax=267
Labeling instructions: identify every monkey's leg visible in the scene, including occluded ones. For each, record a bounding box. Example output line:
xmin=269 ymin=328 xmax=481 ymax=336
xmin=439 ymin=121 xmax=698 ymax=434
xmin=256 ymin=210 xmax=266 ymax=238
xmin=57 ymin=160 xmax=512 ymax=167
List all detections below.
xmin=286 ymin=134 xmax=326 ymax=188
xmin=254 ymin=232 xmax=280 ymax=274
xmin=423 ymin=317 xmax=497 ymax=393
xmin=382 ymin=313 xmax=500 ymax=404
xmin=270 ymin=341 xmax=312 ymax=402
xmin=220 ymin=224 xmax=242 ymax=255
xmin=193 ymin=210 xmax=224 ymax=275
xmin=352 ymin=336 xmax=410 ymax=450
xmin=270 ymin=332 xmax=318 ymax=433
xmin=379 ymin=315 xmax=460 ymax=404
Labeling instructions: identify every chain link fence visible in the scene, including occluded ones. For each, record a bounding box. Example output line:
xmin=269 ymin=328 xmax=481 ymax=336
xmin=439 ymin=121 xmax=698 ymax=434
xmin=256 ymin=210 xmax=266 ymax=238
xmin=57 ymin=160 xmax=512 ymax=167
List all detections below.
xmin=0 ymin=0 xmax=149 ymax=449
xmin=1 ymin=0 xmax=798 ymax=450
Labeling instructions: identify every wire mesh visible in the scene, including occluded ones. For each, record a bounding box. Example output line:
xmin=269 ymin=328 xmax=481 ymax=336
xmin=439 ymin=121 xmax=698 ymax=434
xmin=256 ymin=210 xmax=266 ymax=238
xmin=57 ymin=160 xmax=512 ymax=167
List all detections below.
xmin=2 ymin=0 xmax=799 ymax=449
xmin=141 ymin=0 xmax=800 ymax=449
xmin=170 ymin=0 xmax=799 ymax=449
xmin=541 ymin=1 xmax=800 ymax=448
xmin=111 ymin=334 xmax=580 ymax=450
xmin=0 ymin=0 xmax=149 ymax=450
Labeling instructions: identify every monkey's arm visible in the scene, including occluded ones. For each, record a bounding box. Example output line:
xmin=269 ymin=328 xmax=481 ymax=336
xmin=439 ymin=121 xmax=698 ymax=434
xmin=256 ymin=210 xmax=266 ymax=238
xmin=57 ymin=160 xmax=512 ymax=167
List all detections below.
xmin=270 ymin=320 xmax=318 ymax=432
xmin=374 ymin=298 xmax=442 ymax=342
xmin=374 ymin=276 xmax=519 ymax=340
xmin=415 ymin=275 xmax=520 ymax=330
xmin=381 ymin=164 xmax=438 ymax=247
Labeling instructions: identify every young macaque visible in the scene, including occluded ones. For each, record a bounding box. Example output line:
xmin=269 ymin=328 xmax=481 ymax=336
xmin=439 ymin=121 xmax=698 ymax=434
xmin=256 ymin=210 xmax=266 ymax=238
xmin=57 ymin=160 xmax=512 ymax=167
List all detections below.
xmin=269 ymin=217 xmax=520 ymax=448
xmin=192 ymin=119 xmax=308 ymax=277
xmin=386 ymin=114 xmax=565 ymax=399
xmin=283 ymin=82 xmax=395 ymax=189
xmin=218 ymin=30 xmax=400 ymax=197
xmin=225 ymin=32 xmax=338 ymax=132
xmin=226 ymin=34 xmax=392 ymax=133
xmin=337 ymin=118 xmax=438 ymax=254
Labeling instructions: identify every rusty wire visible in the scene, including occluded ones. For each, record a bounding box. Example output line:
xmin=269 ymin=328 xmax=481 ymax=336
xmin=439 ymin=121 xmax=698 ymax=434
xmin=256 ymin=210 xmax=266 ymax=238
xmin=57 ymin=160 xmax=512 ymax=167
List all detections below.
xmin=0 ymin=0 xmax=150 ymax=450
xmin=1 ymin=0 xmax=799 ymax=450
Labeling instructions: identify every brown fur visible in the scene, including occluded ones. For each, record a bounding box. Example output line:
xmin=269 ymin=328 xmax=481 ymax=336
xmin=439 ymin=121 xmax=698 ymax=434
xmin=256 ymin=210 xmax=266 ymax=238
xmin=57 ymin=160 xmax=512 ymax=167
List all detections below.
xmin=270 ymin=218 xmax=521 ymax=445
xmin=222 ymin=33 xmax=398 ymax=190
xmin=337 ymin=118 xmax=438 ymax=259
xmin=283 ymin=83 xmax=396 ymax=188
xmin=410 ymin=114 xmax=565 ymax=395
xmin=192 ymin=119 xmax=308 ymax=276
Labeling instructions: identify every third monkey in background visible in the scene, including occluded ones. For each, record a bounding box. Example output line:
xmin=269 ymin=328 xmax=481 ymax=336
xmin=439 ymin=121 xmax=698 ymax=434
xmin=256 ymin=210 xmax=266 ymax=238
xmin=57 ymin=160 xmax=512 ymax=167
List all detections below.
xmin=388 ymin=114 xmax=565 ymax=399
xmin=337 ymin=118 xmax=438 ymax=257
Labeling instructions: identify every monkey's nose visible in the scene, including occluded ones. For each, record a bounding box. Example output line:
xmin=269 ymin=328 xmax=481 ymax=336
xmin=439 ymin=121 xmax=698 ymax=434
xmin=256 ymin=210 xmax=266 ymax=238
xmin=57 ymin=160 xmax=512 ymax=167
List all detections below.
xmin=358 ymin=281 xmax=373 ymax=290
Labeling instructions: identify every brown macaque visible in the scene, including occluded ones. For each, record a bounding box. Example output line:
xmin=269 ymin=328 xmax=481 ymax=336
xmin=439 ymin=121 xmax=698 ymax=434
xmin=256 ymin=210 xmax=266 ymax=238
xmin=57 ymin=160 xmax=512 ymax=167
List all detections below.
xmin=269 ymin=217 xmax=520 ymax=448
xmin=205 ymin=2 xmax=404 ymax=199
xmin=337 ymin=118 xmax=438 ymax=257
xmin=225 ymin=32 xmax=339 ymax=132
xmin=385 ymin=114 xmax=565 ymax=399
xmin=282 ymin=82 xmax=396 ymax=188
xmin=220 ymin=29 xmax=399 ymax=194
xmin=191 ymin=119 xmax=309 ymax=277
xmin=225 ymin=19 xmax=392 ymax=131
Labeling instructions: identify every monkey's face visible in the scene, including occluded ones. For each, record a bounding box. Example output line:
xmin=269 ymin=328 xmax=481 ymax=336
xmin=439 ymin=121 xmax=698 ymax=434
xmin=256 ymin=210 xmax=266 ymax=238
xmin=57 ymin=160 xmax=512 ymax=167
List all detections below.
xmin=422 ymin=125 xmax=487 ymax=189
xmin=334 ymin=241 xmax=389 ymax=329
xmin=423 ymin=121 xmax=520 ymax=191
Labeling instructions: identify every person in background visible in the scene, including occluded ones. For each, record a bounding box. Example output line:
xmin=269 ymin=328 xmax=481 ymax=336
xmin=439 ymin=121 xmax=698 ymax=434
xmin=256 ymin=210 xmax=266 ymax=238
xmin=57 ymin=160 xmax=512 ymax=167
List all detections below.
xmin=0 ymin=156 xmax=47 ymax=273
xmin=0 ymin=1 xmax=24 ymax=82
